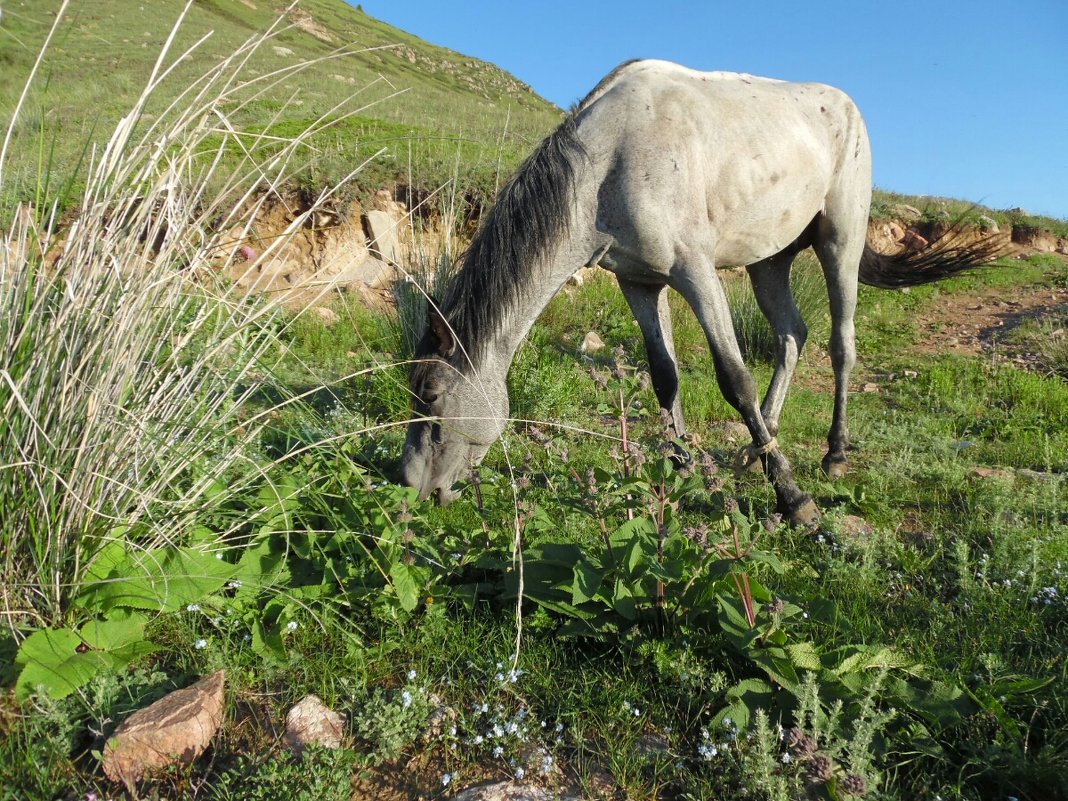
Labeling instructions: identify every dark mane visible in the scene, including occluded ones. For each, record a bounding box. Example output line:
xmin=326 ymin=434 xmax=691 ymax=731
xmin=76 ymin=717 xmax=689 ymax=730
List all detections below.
xmin=420 ymin=110 xmax=589 ymax=373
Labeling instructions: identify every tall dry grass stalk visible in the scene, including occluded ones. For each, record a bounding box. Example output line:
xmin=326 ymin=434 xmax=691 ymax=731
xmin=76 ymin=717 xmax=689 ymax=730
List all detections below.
xmin=0 ymin=2 xmax=385 ymax=630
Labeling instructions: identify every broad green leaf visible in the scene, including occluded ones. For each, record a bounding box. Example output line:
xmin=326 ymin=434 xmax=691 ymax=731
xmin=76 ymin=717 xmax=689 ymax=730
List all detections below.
xmin=77 ymin=546 xmax=237 ymax=614
xmin=571 ymin=561 xmax=603 ymax=605
xmin=786 ymin=641 xmax=822 ymax=671
xmin=16 ymin=628 xmax=107 ymax=700
xmin=15 ymin=618 xmax=156 ymax=701
xmin=389 ymin=562 xmax=421 ymax=612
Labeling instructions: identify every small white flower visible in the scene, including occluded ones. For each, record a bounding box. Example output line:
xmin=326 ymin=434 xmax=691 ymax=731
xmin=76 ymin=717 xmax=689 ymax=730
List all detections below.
xmin=186 ymin=603 xmax=201 ymax=612
xmin=228 ymin=580 xmax=242 ymax=589
xmin=473 ymin=735 xmax=484 ymax=745
xmin=194 ymin=638 xmax=208 ymax=650
xmin=515 ymin=767 xmax=525 ymax=780
xmin=493 ymin=745 xmax=504 ymax=758
xmin=407 ymin=669 xmax=417 ymax=680
xmin=441 ymin=773 xmax=452 ymax=786
xmin=286 ymin=621 xmax=298 ymax=631
xmin=401 ymin=690 xmax=413 ymax=709
xmin=781 ymin=752 xmax=793 ymax=764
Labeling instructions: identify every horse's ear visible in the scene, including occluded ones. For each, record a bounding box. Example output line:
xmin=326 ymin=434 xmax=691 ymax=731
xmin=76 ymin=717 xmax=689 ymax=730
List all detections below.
xmin=427 ymin=300 xmax=456 ymax=358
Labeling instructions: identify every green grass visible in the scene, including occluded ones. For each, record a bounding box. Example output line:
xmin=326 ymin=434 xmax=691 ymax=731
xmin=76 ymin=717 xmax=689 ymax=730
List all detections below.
xmin=0 ymin=0 xmax=561 ymax=220
xmin=4 ymin=7 xmax=1068 ymax=800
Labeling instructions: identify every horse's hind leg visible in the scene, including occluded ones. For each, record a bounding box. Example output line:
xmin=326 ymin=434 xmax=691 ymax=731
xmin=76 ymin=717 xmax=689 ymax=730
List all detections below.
xmin=746 ymin=252 xmax=806 ymax=437
xmin=673 ymin=255 xmax=818 ymax=526
xmin=618 ymin=279 xmax=687 ymax=439
xmin=812 ymin=215 xmax=863 ymax=480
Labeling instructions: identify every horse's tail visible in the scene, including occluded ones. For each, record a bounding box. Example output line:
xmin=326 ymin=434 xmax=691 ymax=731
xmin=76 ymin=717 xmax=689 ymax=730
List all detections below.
xmin=858 ymin=218 xmax=1005 ymax=289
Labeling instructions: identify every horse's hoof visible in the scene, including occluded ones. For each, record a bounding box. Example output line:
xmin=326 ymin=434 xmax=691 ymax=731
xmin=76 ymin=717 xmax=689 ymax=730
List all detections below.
xmin=821 ymin=456 xmax=848 ymax=480
xmin=788 ymin=498 xmax=821 ymax=528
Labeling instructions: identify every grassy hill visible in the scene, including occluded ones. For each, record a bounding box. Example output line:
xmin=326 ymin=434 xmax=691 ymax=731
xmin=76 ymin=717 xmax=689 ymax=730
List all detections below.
xmin=0 ymin=0 xmax=563 ymax=214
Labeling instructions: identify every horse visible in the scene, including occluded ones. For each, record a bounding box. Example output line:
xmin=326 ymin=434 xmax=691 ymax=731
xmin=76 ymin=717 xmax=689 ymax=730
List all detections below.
xmin=401 ymin=59 xmax=999 ymax=525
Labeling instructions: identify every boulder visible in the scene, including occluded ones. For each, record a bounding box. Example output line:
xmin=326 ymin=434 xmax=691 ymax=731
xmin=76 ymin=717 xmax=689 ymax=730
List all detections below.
xmin=102 ymin=670 xmax=225 ymax=786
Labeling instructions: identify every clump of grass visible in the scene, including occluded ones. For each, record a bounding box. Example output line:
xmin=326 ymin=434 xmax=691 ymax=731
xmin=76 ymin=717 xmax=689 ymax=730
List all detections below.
xmin=725 ymin=251 xmax=830 ymax=363
xmin=0 ymin=3 xmax=377 ymax=630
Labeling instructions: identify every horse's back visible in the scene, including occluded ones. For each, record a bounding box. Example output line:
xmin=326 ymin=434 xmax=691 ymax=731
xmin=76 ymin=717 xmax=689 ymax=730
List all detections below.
xmin=577 ymin=60 xmax=871 ymax=269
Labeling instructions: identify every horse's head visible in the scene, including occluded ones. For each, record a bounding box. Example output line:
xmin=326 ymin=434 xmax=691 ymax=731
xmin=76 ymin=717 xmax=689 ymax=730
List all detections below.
xmin=400 ymin=306 xmax=508 ymax=504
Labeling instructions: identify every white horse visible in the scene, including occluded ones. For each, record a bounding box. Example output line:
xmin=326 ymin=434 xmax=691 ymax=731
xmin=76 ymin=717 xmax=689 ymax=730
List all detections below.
xmin=401 ymin=60 xmax=997 ymax=524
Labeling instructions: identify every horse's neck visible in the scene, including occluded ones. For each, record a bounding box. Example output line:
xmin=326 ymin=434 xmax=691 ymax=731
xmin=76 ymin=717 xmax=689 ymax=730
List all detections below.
xmin=483 ymin=217 xmax=602 ymax=373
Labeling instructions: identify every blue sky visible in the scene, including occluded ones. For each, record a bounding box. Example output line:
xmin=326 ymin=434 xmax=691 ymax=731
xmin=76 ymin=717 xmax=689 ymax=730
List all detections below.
xmin=355 ymin=1 xmax=1067 ymax=219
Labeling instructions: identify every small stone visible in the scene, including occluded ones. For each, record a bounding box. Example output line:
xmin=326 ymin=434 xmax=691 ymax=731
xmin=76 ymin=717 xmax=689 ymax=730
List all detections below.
xmin=421 ymin=695 xmax=458 ymax=741
xmin=861 ymin=382 xmax=879 ymax=393
xmin=969 ymin=466 xmax=1012 ymax=481
xmin=313 ymin=306 xmax=339 ymax=325
xmin=837 ymin=514 xmax=874 ymax=538
xmin=580 ymin=331 xmax=605 ymax=354
xmin=284 ymin=694 xmax=346 ymax=755
xmin=102 ymin=671 xmax=225 ymax=786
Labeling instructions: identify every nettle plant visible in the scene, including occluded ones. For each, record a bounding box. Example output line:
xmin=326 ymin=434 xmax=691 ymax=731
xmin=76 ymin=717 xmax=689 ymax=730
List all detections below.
xmin=505 ymin=354 xmax=975 ymax=785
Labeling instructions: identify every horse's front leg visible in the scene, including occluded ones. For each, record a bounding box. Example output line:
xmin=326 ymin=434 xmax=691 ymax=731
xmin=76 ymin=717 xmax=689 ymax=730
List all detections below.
xmin=674 ymin=255 xmax=819 ymax=527
xmin=746 ymin=253 xmax=806 ymax=437
xmin=618 ymin=279 xmax=687 ymax=439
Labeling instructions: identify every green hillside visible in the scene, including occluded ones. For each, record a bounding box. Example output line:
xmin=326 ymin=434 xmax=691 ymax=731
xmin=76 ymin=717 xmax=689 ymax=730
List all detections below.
xmin=0 ymin=0 xmax=562 ymax=211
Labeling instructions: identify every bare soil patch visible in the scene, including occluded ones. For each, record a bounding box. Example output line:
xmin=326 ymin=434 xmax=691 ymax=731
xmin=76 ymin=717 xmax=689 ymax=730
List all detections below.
xmin=911 ymin=273 xmax=1068 ymax=371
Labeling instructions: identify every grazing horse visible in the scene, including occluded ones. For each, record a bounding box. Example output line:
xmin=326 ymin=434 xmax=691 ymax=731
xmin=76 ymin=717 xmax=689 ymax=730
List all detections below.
xmin=401 ymin=60 xmax=997 ymax=524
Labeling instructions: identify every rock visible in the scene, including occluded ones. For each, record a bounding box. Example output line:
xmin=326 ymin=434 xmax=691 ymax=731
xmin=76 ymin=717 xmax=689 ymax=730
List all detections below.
xmin=283 ymin=695 xmax=346 ymax=755
xmin=421 ymin=695 xmax=458 ymax=741
xmin=449 ymin=782 xmax=579 ymax=801
xmin=715 ymin=420 xmax=751 ymax=443
xmin=272 ymin=45 xmax=295 ymax=57
xmin=102 ymin=670 xmax=225 ymax=786
xmin=887 ymin=221 xmax=905 ymax=241
xmin=836 ymin=514 xmax=874 ymax=538
xmin=901 ymin=230 xmax=929 ymax=251
xmin=580 ymin=331 xmax=605 ymax=354
xmin=894 ymin=204 xmax=922 ymax=221
xmin=364 ymin=209 xmax=404 ymax=265
xmin=977 ymin=215 xmax=1000 ymax=233
xmin=332 ymin=254 xmax=395 ymax=290
xmin=313 ymin=306 xmax=339 ymax=325
xmin=969 ymin=466 xmax=1013 ymax=481
xmin=861 ymin=382 xmax=879 ymax=393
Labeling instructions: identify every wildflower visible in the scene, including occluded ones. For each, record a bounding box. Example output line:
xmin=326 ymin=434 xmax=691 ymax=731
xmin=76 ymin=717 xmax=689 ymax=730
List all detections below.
xmin=473 ymin=735 xmax=484 ymax=745
xmin=194 ymin=638 xmax=208 ymax=650
xmin=401 ymin=690 xmax=413 ymax=709
xmin=227 ymin=580 xmax=242 ymax=589
xmin=781 ymin=752 xmax=793 ymax=764
xmin=697 ymin=742 xmax=718 ymax=761
xmin=441 ymin=773 xmax=453 ymax=787
xmin=841 ymin=773 xmax=868 ymax=796
xmin=541 ymin=755 xmax=554 ymax=774
xmin=186 ymin=603 xmax=201 ymax=612
xmin=806 ymin=754 xmax=834 ymax=785
xmin=286 ymin=621 xmax=298 ymax=631
xmin=407 ymin=669 xmax=417 ymax=680
xmin=493 ymin=745 xmax=504 ymax=758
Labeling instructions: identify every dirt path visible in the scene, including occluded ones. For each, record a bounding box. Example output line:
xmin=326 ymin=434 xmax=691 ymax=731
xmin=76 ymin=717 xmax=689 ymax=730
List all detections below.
xmin=911 ymin=274 xmax=1068 ymax=372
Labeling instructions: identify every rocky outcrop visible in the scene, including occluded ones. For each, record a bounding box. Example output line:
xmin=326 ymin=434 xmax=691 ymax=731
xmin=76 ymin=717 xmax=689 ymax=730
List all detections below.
xmin=223 ymin=188 xmax=453 ymax=310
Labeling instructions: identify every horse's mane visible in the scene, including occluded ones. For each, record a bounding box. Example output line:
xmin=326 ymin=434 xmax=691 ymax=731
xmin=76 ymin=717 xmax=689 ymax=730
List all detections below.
xmin=419 ymin=61 xmax=645 ymax=374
